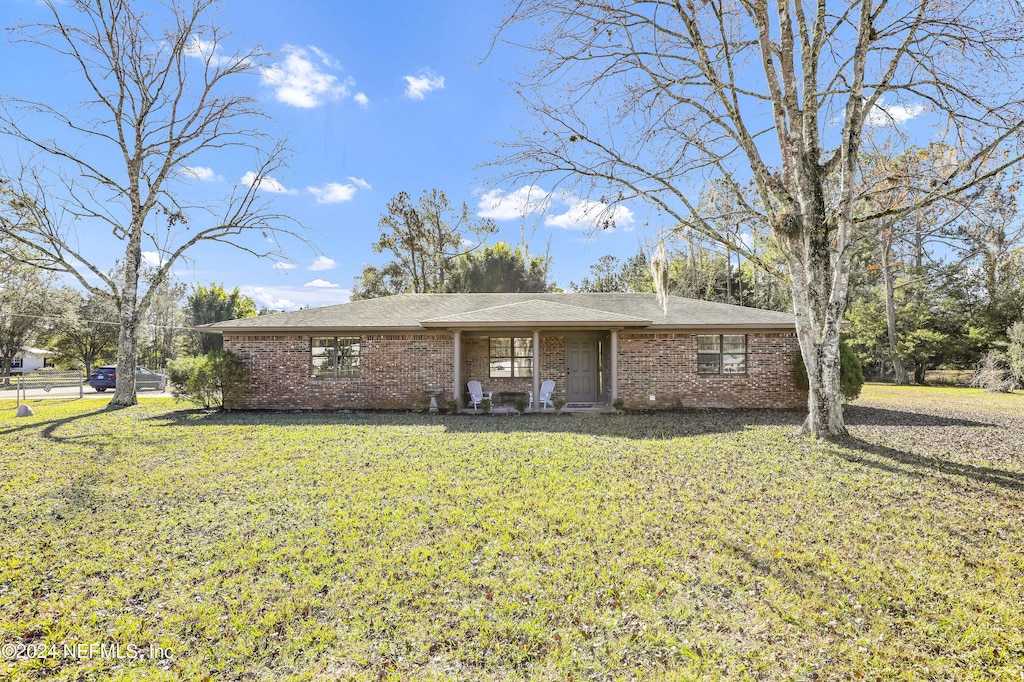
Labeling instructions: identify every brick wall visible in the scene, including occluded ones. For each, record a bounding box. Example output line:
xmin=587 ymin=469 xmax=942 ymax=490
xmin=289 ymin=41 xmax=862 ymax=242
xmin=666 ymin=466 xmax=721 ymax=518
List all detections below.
xmin=617 ymin=331 xmax=806 ymax=409
xmin=224 ymin=329 xmax=805 ymax=410
xmin=223 ymin=333 xmax=454 ymax=410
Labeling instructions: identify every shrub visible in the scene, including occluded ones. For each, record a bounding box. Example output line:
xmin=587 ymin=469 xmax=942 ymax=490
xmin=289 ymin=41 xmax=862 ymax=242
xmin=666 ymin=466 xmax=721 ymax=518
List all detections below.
xmin=1008 ymin=322 xmax=1024 ymax=389
xmin=445 ymin=398 xmax=459 ymax=414
xmin=479 ymin=398 xmax=491 ymax=414
xmin=612 ymin=397 xmax=625 ymax=412
xmin=794 ymin=341 xmax=865 ymax=401
xmin=553 ymin=397 xmax=566 ymax=414
xmin=166 ymin=350 xmax=248 ymax=409
xmin=970 ymin=350 xmax=1014 ymax=393
xmin=513 ymin=395 xmax=529 ymax=414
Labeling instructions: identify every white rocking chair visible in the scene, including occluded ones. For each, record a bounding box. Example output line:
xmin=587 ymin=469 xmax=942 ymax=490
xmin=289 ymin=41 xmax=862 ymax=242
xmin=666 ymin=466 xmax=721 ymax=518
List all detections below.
xmin=466 ymin=380 xmax=492 ymax=409
xmin=529 ymin=379 xmax=556 ymax=410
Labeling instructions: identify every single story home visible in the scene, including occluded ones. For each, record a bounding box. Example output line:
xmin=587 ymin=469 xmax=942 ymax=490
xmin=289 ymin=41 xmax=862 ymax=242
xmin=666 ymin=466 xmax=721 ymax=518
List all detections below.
xmin=10 ymin=347 xmax=54 ymax=374
xmin=200 ymin=293 xmax=806 ymax=411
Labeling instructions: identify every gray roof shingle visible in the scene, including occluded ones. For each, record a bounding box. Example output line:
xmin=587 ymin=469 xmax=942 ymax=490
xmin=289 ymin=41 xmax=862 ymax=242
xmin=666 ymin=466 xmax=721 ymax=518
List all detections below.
xmin=200 ymin=293 xmax=796 ymax=332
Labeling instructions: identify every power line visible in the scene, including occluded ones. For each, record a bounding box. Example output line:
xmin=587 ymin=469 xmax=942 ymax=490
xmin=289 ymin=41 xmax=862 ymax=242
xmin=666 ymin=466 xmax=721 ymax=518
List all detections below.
xmin=6 ymin=311 xmax=194 ymax=331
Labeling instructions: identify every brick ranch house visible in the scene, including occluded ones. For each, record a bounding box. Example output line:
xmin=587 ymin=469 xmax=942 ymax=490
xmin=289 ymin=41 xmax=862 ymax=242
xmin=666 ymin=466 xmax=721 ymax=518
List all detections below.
xmin=200 ymin=293 xmax=807 ymax=411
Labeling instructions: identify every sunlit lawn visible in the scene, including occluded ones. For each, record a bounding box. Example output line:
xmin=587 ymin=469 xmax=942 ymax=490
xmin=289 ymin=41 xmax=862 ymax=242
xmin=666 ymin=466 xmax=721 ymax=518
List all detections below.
xmin=1 ymin=385 xmax=1022 ymax=680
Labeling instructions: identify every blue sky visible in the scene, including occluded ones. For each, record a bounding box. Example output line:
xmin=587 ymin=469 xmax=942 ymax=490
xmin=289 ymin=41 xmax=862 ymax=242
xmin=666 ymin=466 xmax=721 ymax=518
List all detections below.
xmin=0 ymin=1 xmax=954 ymax=313
xmin=0 ymin=0 xmax=649 ymax=310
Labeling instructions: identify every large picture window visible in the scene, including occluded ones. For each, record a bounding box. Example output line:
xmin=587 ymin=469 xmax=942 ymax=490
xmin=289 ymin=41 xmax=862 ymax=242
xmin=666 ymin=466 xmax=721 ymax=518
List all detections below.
xmin=697 ymin=334 xmax=747 ymax=375
xmin=311 ymin=336 xmax=360 ymax=378
xmin=489 ymin=337 xmax=534 ymax=378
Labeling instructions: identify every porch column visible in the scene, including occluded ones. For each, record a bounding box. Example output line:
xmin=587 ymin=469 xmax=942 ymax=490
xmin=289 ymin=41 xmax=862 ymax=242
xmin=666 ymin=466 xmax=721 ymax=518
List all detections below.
xmin=609 ymin=328 xmax=619 ymax=404
xmin=453 ymin=330 xmax=462 ymax=409
xmin=532 ymin=329 xmax=541 ymax=410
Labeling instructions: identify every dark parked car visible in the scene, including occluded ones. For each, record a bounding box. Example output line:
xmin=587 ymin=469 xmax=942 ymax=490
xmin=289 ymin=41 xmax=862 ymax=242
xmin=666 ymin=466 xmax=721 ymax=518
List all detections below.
xmin=89 ymin=366 xmax=167 ymax=392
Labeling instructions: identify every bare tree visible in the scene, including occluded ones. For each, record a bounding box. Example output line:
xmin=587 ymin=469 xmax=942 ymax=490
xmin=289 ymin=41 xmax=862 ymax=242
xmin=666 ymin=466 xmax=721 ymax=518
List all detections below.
xmin=497 ymin=0 xmax=1024 ymax=437
xmin=0 ymin=0 xmax=301 ymax=406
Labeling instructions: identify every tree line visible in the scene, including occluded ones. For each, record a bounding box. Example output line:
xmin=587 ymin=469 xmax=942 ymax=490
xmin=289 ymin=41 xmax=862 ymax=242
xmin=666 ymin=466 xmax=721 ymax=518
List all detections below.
xmin=5 ymin=171 xmax=1022 ymax=396
xmin=4 ymin=0 xmax=1024 ymax=435
xmin=0 ymin=262 xmax=261 ymax=383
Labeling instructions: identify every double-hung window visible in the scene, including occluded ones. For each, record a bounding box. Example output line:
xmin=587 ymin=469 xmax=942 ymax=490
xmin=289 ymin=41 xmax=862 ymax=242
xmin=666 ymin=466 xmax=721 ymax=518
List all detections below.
xmin=311 ymin=336 xmax=360 ymax=378
xmin=697 ymin=334 xmax=747 ymax=375
xmin=488 ymin=337 xmax=534 ymax=378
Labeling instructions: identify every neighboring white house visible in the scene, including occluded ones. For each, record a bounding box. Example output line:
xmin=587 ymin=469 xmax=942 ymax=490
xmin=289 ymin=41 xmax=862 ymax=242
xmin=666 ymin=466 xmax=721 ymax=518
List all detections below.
xmin=10 ymin=347 xmax=54 ymax=374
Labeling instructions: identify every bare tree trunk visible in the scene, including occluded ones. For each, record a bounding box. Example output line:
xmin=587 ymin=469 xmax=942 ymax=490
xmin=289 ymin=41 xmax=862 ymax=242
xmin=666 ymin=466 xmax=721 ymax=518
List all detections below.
xmin=880 ymin=232 xmax=908 ymax=384
xmin=110 ymin=232 xmax=141 ymax=407
xmin=914 ymin=363 xmax=927 ymax=385
xmin=783 ymin=218 xmax=851 ymax=439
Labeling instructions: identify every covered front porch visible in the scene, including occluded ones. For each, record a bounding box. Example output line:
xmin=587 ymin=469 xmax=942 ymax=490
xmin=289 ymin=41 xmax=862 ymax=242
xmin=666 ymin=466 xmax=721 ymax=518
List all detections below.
xmin=418 ymin=297 xmax=653 ymax=411
xmin=451 ymin=329 xmax=619 ymax=411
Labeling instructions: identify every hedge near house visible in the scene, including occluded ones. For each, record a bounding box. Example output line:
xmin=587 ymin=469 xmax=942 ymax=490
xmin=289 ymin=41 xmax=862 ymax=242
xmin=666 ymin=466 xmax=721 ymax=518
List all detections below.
xmin=795 ymin=342 xmax=865 ymax=403
xmin=167 ymin=350 xmax=248 ymax=410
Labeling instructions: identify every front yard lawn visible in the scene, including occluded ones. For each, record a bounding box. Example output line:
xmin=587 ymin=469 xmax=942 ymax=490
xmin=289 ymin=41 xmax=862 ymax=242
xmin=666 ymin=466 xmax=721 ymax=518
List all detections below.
xmin=1 ymin=385 xmax=1022 ymax=680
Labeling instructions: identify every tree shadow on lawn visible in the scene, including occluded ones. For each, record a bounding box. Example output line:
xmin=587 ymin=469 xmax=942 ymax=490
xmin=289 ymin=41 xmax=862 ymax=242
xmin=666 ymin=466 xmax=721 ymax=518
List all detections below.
xmin=839 ymin=404 xmax=1024 ymax=492
xmin=843 ymin=405 xmax=1000 ymax=428
xmin=0 ymin=404 xmax=120 ymax=514
xmin=835 ymin=437 xmax=1024 ymax=493
xmin=145 ymin=407 xmax=810 ymax=439
xmin=144 ymin=403 xmax=997 ymax=439
xmin=0 ymin=403 xmax=109 ymax=445
xmin=142 ymin=404 xmax=1024 ymax=494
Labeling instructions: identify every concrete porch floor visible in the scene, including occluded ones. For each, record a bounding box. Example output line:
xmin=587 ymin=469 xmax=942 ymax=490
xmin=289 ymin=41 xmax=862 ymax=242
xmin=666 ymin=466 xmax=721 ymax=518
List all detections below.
xmin=462 ymin=403 xmax=616 ymax=415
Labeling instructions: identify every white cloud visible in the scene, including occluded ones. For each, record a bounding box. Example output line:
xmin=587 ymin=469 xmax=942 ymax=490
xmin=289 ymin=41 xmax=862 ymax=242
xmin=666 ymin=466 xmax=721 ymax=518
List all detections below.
xmin=866 ymin=98 xmax=926 ymax=126
xmin=348 ymin=176 xmax=372 ymax=191
xmin=242 ymin=284 xmax=351 ymax=311
xmin=183 ymin=37 xmax=239 ymax=67
xmin=544 ymin=196 xmax=635 ymax=231
xmin=240 ymin=170 xmax=296 ymax=194
xmin=180 ymin=165 xmax=222 ymax=182
xmin=309 ymin=45 xmax=341 ymax=69
xmin=308 ymin=256 xmax=337 ymax=271
xmin=477 ymin=185 xmax=550 ymax=220
xmin=244 ymin=287 xmax=296 ymax=310
xmin=403 ymin=70 xmax=445 ymax=100
xmin=304 ymin=278 xmax=341 ymax=288
xmin=307 ymin=182 xmax=358 ymax=204
xmin=478 ymin=185 xmax=635 ymax=231
xmin=261 ymin=45 xmax=353 ymax=108
xmin=272 ymin=261 xmax=297 ymax=270
xmin=354 ymin=92 xmax=370 ymax=108
xmin=141 ymin=251 xmax=165 ymax=267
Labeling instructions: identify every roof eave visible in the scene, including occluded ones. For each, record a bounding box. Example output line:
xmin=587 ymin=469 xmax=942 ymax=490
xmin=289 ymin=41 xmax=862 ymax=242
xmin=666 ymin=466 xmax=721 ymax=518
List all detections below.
xmin=643 ymin=322 xmax=796 ymax=330
xmin=210 ymin=324 xmax=427 ymax=334
xmin=418 ymin=320 xmax=653 ymax=329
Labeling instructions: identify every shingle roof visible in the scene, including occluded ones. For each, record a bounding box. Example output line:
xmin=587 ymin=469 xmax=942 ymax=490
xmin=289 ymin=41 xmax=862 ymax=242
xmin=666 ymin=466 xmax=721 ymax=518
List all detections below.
xmin=200 ymin=293 xmax=796 ymax=332
xmin=421 ymin=299 xmax=651 ymax=327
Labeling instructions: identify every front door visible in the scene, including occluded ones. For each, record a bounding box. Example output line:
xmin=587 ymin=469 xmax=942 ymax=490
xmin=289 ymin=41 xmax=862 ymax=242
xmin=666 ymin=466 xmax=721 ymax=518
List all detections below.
xmin=566 ymin=338 xmax=597 ymax=403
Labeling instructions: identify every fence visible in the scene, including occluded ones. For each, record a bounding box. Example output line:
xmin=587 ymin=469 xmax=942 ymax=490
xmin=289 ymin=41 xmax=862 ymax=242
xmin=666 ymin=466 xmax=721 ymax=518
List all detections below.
xmin=14 ymin=371 xmax=84 ymax=405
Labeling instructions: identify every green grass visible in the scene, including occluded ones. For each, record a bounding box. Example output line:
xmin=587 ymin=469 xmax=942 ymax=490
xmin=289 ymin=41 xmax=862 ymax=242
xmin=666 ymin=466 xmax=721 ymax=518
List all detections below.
xmin=1 ymin=386 xmax=1023 ymax=680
